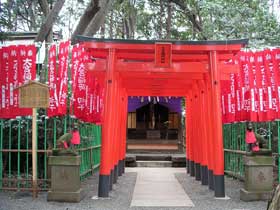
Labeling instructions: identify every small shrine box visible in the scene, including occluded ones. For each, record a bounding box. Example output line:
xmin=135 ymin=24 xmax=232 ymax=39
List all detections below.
xmin=18 ymin=81 xmax=49 ymax=108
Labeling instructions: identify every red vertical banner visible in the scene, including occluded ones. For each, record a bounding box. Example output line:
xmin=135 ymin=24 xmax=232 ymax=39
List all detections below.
xmin=18 ymin=45 xmax=36 ymax=116
xmin=86 ymin=70 xmax=95 ymax=122
xmin=263 ymin=49 xmax=278 ymax=121
xmin=21 ymin=45 xmax=36 ymax=83
xmin=238 ymin=51 xmax=250 ymax=121
xmin=2 ymin=47 xmax=10 ymax=118
xmin=74 ymin=46 xmax=87 ymax=120
xmin=0 ymin=48 xmax=3 ymax=118
xmin=247 ymin=52 xmax=258 ymax=122
xmin=221 ymin=79 xmax=230 ymax=123
xmin=234 ymin=56 xmax=242 ymax=122
xmin=57 ymin=41 xmax=70 ymax=116
xmin=273 ymin=49 xmax=280 ymax=119
xmin=9 ymin=46 xmax=19 ymax=117
xmin=254 ymin=51 xmax=268 ymax=121
xmin=47 ymin=45 xmax=58 ymax=117
xmin=70 ymin=44 xmax=80 ymax=115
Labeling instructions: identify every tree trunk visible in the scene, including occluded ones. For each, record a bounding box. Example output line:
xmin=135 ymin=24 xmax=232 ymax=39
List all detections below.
xmin=35 ymin=0 xmax=66 ymax=43
xmin=100 ymin=20 xmax=105 ymax=39
xmin=109 ymin=11 xmax=113 ymax=38
xmin=38 ymin=0 xmax=50 ymax=15
xmin=159 ymin=0 xmax=164 ymax=39
xmin=38 ymin=0 xmax=53 ymax=44
xmin=128 ymin=5 xmax=136 ymax=39
xmin=71 ymin=0 xmax=100 ymax=43
xmin=124 ymin=19 xmax=130 ymax=39
xmin=83 ymin=0 xmax=113 ymax=37
xmin=7 ymin=1 xmax=13 ymax=31
xmin=38 ymin=0 xmax=53 ymax=82
xmin=166 ymin=0 xmax=172 ymax=39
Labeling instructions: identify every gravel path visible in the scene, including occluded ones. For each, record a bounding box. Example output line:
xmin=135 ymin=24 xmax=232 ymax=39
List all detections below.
xmin=0 ymin=169 xmax=267 ymax=210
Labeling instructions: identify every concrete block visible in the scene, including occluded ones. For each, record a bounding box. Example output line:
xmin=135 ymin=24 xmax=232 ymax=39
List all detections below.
xmin=47 ymin=189 xmax=84 ymax=202
xmin=243 ymin=156 xmax=273 ymax=192
xmin=240 ymin=188 xmax=272 ymax=201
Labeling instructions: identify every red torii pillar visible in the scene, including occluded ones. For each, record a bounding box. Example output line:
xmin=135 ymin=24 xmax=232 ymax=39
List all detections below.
xmin=98 ymin=48 xmax=116 ymax=197
xmin=210 ymin=50 xmax=225 ymax=197
xmin=186 ymin=92 xmax=195 ymax=177
xmin=185 ymin=55 xmax=227 ymax=196
xmin=206 ymin=75 xmax=215 ymax=190
xmin=198 ymin=81 xmax=209 ymax=186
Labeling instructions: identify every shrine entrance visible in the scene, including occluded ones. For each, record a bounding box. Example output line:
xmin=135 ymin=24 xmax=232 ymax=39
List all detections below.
xmin=127 ymin=96 xmax=182 ymax=152
xmin=80 ymin=37 xmax=248 ymax=198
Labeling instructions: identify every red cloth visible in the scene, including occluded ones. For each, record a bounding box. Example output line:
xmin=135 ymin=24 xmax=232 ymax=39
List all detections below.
xmin=245 ymin=131 xmax=257 ymax=144
xmin=252 ymin=144 xmax=260 ymax=152
xmin=71 ymin=131 xmax=80 ymax=145
xmin=63 ymin=141 xmax=69 ymax=149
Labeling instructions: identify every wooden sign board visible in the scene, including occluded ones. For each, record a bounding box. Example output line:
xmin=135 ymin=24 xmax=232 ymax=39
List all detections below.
xmin=155 ymin=42 xmax=172 ymax=68
xmin=18 ymin=81 xmax=49 ymax=108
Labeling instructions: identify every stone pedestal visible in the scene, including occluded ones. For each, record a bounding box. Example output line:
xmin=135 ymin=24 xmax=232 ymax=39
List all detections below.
xmin=240 ymin=155 xmax=273 ymax=201
xmin=47 ymin=155 xmax=83 ymax=202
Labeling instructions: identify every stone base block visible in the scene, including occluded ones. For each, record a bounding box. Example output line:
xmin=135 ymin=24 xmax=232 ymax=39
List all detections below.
xmin=240 ymin=188 xmax=273 ymax=201
xmin=47 ymin=189 xmax=83 ymax=202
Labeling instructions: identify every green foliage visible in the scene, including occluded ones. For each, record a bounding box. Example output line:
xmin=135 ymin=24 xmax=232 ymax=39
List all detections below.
xmin=0 ymin=0 xmax=44 ymax=32
xmin=103 ymin=0 xmax=280 ymax=46
xmin=195 ymin=0 xmax=280 ymax=46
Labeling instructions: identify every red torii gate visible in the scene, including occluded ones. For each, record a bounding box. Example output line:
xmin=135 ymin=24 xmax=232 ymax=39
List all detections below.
xmin=80 ymin=37 xmax=248 ymax=198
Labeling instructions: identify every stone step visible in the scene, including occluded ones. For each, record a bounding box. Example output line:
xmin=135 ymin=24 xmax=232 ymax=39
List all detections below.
xmin=136 ymin=160 xmax=172 ymax=167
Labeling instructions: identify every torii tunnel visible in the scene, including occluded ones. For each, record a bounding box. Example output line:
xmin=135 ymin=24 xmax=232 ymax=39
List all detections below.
xmin=80 ymin=37 xmax=248 ymax=198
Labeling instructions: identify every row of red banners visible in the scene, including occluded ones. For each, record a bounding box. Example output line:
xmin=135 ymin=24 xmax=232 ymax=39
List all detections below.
xmin=0 ymin=43 xmax=104 ymax=124
xmin=47 ymin=42 xmax=104 ymax=124
xmin=221 ymin=49 xmax=280 ymax=123
xmin=1 ymin=43 xmax=279 ymax=124
xmin=0 ymin=45 xmax=36 ymax=118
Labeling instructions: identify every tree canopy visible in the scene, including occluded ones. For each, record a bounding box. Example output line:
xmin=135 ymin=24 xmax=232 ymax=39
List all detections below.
xmin=0 ymin=0 xmax=280 ymax=46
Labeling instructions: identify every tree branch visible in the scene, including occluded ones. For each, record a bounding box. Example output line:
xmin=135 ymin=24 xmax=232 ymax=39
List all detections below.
xmin=35 ymin=0 xmax=65 ymax=42
xmin=170 ymin=0 xmax=207 ymax=40
xmin=83 ymin=0 xmax=113 ymax=37
xmin=38 ymin=0 xmax=50 ymax=16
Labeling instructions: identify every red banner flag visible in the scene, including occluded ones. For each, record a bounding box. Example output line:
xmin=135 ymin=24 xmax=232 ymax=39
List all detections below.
xmin=47 ymin=45 xmax=58 ymax=117
xmin=263 ymin=49 xmax=278 ymax=120
xmin=234 ymin=56 xmax=242 ymax=122
xmin=73 ymin=46 xmax=87 ymax=120
xmin=2 ymin=47 xmax=11 ymax=118
xmin=247 ymin=51 xmax=258 ymax=122
xmin=0 ymin=48 xmax=3 ymax=118
xmin=221 ymin=79 xmax=230 ymax=123
xmin=18 ymin=45 xmax=36 ymax=116
xmin=57 ymin=41 xmax=70 ymax=116
xmin=9 ymin=46 xmax=20 ymax=117
xmin=254 ymin=51 xmax=269 ymax=121
xmin=70 ymin=44 xmax=80 ymax=115
xmin=238 ymin=51 xmax=250 ymax=121
xmin=272 ymin=48 xmax=280 ymax=119
xmin=85 ymin=70 xmax=95 ymax=122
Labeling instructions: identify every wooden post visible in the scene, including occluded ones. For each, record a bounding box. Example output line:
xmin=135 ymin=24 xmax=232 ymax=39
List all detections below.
xmin=32 ymin=108 xmax=37 ymax=198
